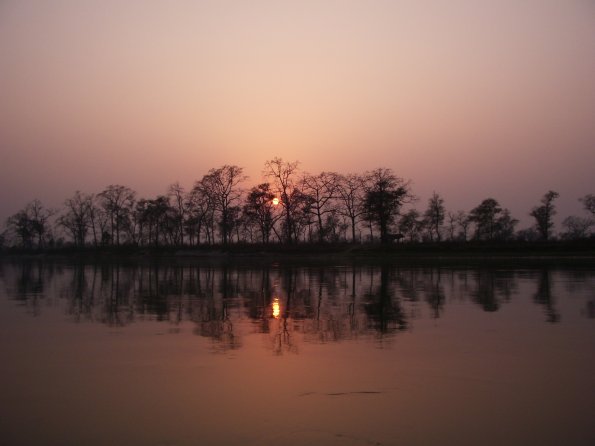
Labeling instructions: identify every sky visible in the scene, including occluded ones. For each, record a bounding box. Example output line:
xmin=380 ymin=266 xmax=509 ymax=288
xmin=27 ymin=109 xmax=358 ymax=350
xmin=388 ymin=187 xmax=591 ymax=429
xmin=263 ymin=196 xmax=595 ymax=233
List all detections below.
xmin=1 ymin=0 xmax=594 ymax=227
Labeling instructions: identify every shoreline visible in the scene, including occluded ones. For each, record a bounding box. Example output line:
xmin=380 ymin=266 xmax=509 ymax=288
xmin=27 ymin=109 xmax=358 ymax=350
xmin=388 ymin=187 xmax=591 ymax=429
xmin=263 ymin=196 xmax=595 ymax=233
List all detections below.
xmin=1 ymin=242 xmax=594 ymax=266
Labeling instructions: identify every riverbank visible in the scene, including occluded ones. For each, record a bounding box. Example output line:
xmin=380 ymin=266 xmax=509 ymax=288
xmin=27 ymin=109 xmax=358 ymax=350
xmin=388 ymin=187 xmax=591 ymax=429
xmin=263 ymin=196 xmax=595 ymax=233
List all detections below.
xmin=1 ymin=240 xmax=594 ymax=266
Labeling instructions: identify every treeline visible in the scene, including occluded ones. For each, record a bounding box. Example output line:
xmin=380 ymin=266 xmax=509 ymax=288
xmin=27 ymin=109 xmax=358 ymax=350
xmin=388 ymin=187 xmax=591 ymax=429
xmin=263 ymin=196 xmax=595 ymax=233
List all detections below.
xmin=1 ymin=157 xmax=594 ymax=249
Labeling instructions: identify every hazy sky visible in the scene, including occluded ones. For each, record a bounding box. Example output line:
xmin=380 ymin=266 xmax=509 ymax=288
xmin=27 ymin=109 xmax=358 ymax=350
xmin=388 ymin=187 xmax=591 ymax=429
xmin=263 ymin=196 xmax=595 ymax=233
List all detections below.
xmin=1 ymin=0 xmax=594 ymax=226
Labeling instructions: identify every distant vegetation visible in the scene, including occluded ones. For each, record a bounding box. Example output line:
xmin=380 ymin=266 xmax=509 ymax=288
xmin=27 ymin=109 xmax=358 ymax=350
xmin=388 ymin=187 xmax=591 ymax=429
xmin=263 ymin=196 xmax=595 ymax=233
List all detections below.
xmin=1 ymin=157 xmax=594 ymax=251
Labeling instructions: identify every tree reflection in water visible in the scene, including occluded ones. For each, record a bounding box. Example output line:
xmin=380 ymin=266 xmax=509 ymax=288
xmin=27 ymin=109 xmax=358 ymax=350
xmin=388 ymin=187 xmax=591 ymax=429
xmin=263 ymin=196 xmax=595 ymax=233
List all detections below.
xmin=533 ymin=268 xmax=560 ymax=323
xmin=1 ymin=260 xmax=593 ymax=352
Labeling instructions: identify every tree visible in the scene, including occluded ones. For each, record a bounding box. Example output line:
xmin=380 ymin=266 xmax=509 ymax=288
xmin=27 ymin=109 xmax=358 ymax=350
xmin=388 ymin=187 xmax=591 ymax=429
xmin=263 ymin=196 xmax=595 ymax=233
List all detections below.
xmin=187 ymin=181 xmax=214 ymax=245
xmin=454 ymin=210 xmax=471 ymax=241
xmin=561 ymin=216 xmax=593 ymax=239
xmin=135 ymin=196 xmax=173 ymax=246
xmin=323 ymin=211 xmax=348 ymax=242
xmin=301 ymin=171 xmax=339 ymax=242
xmin=6 ymin=200 xmax=55 ymax=248
xmin=6 ymin=209 xmax=35 ymax=248
xmin=423 ymin=192 xmax=445 ymax=242
xmin=580 ymin=194 xmax=595 ymax=216
xmin=88 ymin=198 xmax=108 ymax=246
xmin=243 ymin=183 xmax=280 ymax=243
xmin=516 ymin=227 xmax=540 ymax=242
xmin=363 ymin=168 xmax=413 ymax=244
xmin=469 ymin=198 xmax=502 ymax=241
xmin=398 ymin=209 xmax=423 ymax=242
xmin=495 ymin=209 xmax=518 ymax=241
xmin=98 ymin=185 xmax=136 ymax=246
xmin=284 ymin=188 xmax=315 ymax=242
xmin=335 ymin=173 xmax=366 ymax=243
xmin=530 ymin=190 xmax=559 ymax=241
xmin=28 ymin=200 xmax=55 ymax=247
xmin=200 ymin=165 xmax=247 ymax=245
xmin=58 ymin=191 xmax=94 ymax=246
xmin=168 ymin=182 xmax=187 ymax=245
xmin=446 ymin=211 xmax=458 ymax=240
xmin=263 ymin=158 xmax=301 ymax=244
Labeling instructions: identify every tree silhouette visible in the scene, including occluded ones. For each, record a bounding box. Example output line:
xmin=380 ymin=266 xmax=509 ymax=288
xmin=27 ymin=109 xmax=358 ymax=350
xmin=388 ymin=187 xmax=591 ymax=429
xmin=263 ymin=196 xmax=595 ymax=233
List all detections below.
xmin=398 ymin=208 xmax=423 ymax=242
xmin=424 ymin=192 xmax=445 ymax=242
xmin=58 ymin=191 xmax=94 ymax=246
xmin=363 ymin=168 xmax=413 ymax=244
xmin=168 ymin=182 xmax=187 ymax=246
xmin=263 ymin=158 xmax=301 ymax=244
xmin=98 ymin=185 xmax=136 ymax=246
xmin=6 ymin=200 xmax=55 ymax=248
xmin=200 ymin=165 xmax=246 ymax=245
xmin=561 ymin=216 xmax=593 ymax=239
xmin=469 ymin=199 xmax=501 ymax=240
xmin=580 ymin=194 xmax=595 ymax=216
xmin=2 ymin=156 xmax=592 ymax=250
xmin=301 ymin=171 xmax=339 ymax=242
xmin=243 ymin=183 xmax=280 ymax=243
xmin=188 ymin=179 xmax=215 ymax=245
xmin=335 ymin=173 xmax=366 ymax=242
xmin=530 ymin=190 xmax=559 ymax=241
xmin=455 ymin=210 xmax=471 ymax=241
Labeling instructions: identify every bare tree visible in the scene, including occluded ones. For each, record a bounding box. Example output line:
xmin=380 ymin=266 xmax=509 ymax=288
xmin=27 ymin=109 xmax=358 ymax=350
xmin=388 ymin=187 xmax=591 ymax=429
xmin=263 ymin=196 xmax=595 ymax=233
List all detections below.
xmin=98 ymin=185 xmax=136 ymax=246
xmin=423 ymin=192 xmax=445 ymax=242
xmin=263 ymin=157 xmax=301 ymax=244
xmin=446 ymin=211 xmax=458 ymax=240
xmin=6 ymin=200 xmax=55 ymax=248
xmin=301 ymin=171 xmax=339 ymax=242
xmin=398 ymin=209 xmax=423 ymax=242
xmin=454 ymin=210 xmax=471 ymax=241
xmin=187 ymin=181 xmax=214 ymax=245
xmin=201 ymin=165 xmax=247 ymax=244
xmin=561 ymin=216 xmax=593 ymax=239
xmin=335 ymin=173 xmax=366 ymax=243
xmin=88 ymin=198 xmax=108 ymax=246
xmin=168 ymin=182 xmax=187 ymax=245
xmin=580 ymin=194 xmax=595 ymax=216
xmin=58 ymin=191 xmax=94 ymax=246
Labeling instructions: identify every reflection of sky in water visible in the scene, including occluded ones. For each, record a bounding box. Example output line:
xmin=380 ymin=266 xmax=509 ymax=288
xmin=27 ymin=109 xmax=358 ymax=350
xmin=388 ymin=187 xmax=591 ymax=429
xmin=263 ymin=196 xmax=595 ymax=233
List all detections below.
xmin=0 ymin=260 xmax=594 ymax=445
xmin=1 ymin=261 xmax=595 ymax=350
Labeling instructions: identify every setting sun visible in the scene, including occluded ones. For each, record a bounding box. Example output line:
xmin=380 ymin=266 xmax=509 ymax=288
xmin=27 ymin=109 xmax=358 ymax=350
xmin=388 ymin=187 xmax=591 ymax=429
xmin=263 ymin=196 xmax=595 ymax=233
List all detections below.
xmin=272 ymin=198 xmax=280 ymax=206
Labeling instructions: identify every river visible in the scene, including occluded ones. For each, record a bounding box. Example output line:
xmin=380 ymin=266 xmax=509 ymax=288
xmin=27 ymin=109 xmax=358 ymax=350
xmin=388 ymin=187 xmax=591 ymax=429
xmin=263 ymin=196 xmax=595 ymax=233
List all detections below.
xmin=0 ymin=259 xmax=593 ymax=445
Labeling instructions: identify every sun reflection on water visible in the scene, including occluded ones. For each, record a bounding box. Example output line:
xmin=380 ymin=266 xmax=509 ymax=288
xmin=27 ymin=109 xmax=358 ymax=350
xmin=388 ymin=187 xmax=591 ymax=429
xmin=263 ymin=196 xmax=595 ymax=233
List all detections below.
xmin=272 ymin=298 xmax=280 ymax=319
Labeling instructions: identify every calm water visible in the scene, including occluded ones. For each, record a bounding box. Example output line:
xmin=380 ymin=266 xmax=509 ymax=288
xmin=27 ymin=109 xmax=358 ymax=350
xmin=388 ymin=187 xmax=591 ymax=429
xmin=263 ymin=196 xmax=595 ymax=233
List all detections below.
xmin=0 ymin=259 xmax=594 ymax=446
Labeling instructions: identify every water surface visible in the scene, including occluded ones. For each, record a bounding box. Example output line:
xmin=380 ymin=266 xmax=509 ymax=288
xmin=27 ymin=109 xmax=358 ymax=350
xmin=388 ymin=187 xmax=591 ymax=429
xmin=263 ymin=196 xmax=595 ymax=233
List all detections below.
xmin=1 ymin=259 xmax=594 ymax=445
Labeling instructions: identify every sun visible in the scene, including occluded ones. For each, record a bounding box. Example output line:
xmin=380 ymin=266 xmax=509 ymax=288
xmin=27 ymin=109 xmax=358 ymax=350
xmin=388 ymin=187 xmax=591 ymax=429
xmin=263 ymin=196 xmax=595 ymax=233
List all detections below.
xmin=272 ymin=197 xmax=280 ymax=206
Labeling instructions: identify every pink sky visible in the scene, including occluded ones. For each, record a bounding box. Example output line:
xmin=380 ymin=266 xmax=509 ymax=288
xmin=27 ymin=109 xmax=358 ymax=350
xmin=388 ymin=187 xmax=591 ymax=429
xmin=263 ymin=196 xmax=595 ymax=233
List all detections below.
xmin=1 ymin=0 xmax=594 ymax=227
